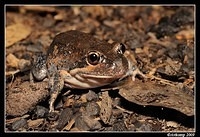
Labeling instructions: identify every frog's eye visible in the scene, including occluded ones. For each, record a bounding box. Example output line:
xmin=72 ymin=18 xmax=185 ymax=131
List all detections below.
xmin=87 ymin=51 xmax=100 ymax=65
xmin=116 ymin=43 xmax=126 ymax=54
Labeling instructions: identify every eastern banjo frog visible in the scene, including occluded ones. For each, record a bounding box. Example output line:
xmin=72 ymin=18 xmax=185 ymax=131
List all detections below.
xmin=31 ymin=30 xmax=144 ymax=112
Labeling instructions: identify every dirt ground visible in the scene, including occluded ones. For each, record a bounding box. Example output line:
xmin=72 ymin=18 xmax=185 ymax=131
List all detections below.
xmin=5 ymin=5 xmax=195 ymax=132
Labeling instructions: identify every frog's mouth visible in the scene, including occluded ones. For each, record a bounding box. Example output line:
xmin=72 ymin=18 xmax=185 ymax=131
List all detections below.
xmin=61 ymin=67 xmax=125 ymax=89
xmin=63 ymin=73 xmax=123 ymax=89
xmin=63 ymin=63 xmax=127 ymax=89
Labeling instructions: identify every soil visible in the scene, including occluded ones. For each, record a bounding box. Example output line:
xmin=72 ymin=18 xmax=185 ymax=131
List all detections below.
xmin=5 ymin=5 xmax=195 ymax=132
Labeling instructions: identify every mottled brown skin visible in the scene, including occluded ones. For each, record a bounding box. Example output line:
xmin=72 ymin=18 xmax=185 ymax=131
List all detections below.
xmin=31 ymin=30 xmax=131 ymax=112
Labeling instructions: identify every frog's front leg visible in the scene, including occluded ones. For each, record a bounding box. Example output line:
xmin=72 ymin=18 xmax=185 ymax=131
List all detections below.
xmin=120 ymin=50 xmax=147 ymax=81
xmin=47 ymin=64 xmax=65 ymax=112
xmin=48 ymin=67 xmax=74 ymax=112
xmin=48 ymin=72 xmax=64 ymax=112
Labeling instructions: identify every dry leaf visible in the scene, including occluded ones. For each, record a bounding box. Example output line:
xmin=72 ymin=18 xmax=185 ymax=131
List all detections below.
xmin=166 ymin=121 xmax=179 ymax=128
xmin=27 ymin=119 xmax=44 ymax=129
xmin=6 ymin=23 xmax=31 ymax=47
xmin=20 ymin=6 xmax=56 ymax=13
xmin=119 ymin=79 xmax=194 ymax=116
xmin=100 ymin=91 xmax=113 ymax=124
xmin=6 ymin=53 xmax=31 ymax=71
xmin=6 ymin=53 xmax=20 ymax=68
xmin=176 ymin=29 xmax=194 ymax=40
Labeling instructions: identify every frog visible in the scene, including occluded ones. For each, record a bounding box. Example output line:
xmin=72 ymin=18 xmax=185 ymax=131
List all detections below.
xmin=30 ymin=30 xmax=144 ymax=112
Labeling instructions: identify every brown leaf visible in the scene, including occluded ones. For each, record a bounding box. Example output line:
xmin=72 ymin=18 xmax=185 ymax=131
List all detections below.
xmin=6 ymin=53 xmax=31 ymax=71
xmin=176 ymin=29 xmax=194 ymax=40
xmin=27 ymin=119 xmax=44 ymax=129
xmin=6 ymin=53 xmax=19 ymax=68
xmin=119 ymin=79 xmax=194 ymax=116
xmin=100 ymin=91 xmax=113 ymax=124
xmin=6 ymin=23 xmax=31 ymax=47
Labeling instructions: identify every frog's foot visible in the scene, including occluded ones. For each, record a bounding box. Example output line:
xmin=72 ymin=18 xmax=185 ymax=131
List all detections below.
xmin=29 ymin=72 xmax=34 ymax=84
xmin=49 ymin=91 xmax=60 ymax=112
xmin=119 ymin=68 xmax=147 ymax=82
xmin=131 ymin=68 xmax=147 ymax=81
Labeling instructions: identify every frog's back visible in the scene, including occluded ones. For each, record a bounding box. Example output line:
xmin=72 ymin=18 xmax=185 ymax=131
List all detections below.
xmin=47 ymin=30 xmax=91 ymax=56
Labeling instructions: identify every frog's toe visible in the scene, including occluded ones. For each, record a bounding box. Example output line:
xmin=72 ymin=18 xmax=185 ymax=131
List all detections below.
xmin=131 ymin=68 xmax=147 ymax=81
xmin=47 ymin=111 xmax=59 ymax=121
xmin=49 ymin=100 xmax=55 ymax=112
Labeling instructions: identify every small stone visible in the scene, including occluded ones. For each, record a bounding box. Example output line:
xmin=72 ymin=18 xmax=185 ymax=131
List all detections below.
xmin=11 ymin=118 xmax=28 ymax=131
xmin=86 ymin=90 xmax=99 ymax=102
xmin=112 ymin=121 xmax=127 ymax=131
xmin=75 ymin=115 xmax=101 ymax=131
xmin=34 ymin=105 xmax=48 ymax=118
xmin=86 ymin=101 xmax=100 ymax=116
xmin=137 ymin=123 xmax=152 ymax=131
xmin=56 ymin=108 xmax=73 ymax=130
